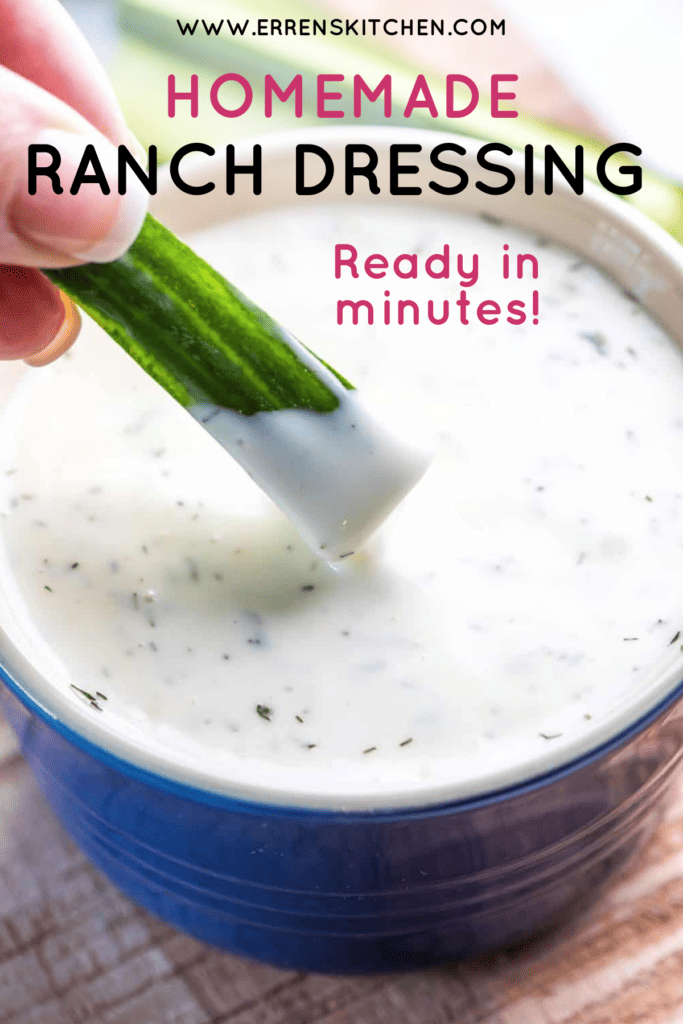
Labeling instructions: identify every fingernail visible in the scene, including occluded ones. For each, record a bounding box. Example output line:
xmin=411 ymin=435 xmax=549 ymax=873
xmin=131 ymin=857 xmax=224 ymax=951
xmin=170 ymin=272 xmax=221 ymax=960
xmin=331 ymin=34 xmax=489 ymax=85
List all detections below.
xmin=10 ymin=128 xmax=149 ymax=264
xmin=25 ymin=293 xmax=81 ymax=367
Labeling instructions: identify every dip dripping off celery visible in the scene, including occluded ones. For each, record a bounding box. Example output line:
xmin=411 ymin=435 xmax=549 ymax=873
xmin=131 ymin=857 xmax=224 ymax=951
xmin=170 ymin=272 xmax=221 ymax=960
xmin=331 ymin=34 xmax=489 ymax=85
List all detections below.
xmin=45 ymin=215 xmax=430 ymax=561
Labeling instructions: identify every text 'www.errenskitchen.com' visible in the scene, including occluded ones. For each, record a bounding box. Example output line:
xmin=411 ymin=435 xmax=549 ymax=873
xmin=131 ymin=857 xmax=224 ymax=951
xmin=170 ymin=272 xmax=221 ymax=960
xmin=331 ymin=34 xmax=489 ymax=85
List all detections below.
xmin=176 ymin=18 xmax=506 ymax=38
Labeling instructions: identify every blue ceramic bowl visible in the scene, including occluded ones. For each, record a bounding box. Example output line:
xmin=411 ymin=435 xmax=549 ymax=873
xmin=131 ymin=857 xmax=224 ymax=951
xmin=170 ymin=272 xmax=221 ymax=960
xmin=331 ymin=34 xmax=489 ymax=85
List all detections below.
xmin=2 ymin=130 xmax=683 ymax=972
xmin=2 ymin=663 xmax=683 ymax=972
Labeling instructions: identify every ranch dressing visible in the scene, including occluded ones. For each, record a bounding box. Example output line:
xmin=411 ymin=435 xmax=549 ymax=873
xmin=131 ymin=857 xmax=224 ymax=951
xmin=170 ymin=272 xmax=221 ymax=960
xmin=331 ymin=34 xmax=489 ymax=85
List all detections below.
xmin=1 ymin=202 xmax=683 ymax=809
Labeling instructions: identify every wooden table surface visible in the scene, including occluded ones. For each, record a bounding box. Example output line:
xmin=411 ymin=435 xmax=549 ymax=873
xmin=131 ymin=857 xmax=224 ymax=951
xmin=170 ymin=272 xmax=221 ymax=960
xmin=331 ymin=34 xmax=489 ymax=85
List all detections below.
xmin=1 ymin=713 xmax=683 ymax=1024
xmin=2 ymin=3 xmax=681 ymax=1021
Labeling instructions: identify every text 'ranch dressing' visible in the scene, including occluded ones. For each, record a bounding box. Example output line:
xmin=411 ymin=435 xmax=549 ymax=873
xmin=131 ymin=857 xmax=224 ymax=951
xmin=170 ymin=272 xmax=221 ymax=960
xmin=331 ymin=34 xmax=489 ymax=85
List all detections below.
xmin=1 ymin=202 xmax=683 ymax=809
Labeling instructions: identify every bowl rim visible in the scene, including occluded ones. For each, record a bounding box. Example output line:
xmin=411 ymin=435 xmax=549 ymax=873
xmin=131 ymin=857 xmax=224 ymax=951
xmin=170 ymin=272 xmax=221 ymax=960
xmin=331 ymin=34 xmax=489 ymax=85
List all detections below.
xmin=1 ymin=653 xmax=682 ymax=820
xmin=1 ymin=124 xmax=683 ymax=813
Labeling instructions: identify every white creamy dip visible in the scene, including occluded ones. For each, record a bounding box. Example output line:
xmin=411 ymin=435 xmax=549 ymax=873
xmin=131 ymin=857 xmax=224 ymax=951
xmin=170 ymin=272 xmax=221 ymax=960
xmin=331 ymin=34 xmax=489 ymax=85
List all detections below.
xmin=1 ymin=202 xmax=683 ymax=809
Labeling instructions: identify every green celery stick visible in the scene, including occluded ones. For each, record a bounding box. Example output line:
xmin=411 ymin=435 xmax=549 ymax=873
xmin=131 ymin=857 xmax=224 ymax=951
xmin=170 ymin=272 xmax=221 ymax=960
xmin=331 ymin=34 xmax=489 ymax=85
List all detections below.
xmin=45 ymin=213 xmax=352 ymax=415
xmin=44 ymin=214 xmax=430 ymax=562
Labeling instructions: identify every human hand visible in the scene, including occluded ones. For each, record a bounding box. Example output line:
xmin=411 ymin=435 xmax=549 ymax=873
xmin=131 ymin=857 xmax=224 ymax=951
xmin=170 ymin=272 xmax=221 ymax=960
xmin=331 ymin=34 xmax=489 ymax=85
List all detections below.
xmin=0 ymin=0 xmax=149 ymax=364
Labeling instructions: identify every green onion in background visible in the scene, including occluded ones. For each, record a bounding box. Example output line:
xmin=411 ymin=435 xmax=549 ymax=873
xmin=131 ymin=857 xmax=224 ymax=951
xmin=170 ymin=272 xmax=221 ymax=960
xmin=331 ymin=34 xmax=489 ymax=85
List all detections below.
xmin=115 ymin=0 xmax=683 ymax=242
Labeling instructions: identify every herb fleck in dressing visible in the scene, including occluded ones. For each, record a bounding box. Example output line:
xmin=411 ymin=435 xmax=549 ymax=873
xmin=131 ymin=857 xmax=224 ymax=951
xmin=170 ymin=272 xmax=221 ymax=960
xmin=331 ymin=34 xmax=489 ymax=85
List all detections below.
xmin=1 ymin=203 xmax=683 ymax=806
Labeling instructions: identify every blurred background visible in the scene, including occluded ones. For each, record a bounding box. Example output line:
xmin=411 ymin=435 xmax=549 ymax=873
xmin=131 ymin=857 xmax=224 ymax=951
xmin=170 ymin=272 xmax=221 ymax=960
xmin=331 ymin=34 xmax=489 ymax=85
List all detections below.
xmin=60 ymin=0 xmax=682 ymax=183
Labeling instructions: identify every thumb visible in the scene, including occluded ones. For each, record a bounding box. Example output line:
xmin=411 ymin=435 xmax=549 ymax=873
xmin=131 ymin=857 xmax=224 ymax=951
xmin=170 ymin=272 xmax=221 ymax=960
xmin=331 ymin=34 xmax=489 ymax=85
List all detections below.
xmin=0 ymin=65 xmax=149 ymax=269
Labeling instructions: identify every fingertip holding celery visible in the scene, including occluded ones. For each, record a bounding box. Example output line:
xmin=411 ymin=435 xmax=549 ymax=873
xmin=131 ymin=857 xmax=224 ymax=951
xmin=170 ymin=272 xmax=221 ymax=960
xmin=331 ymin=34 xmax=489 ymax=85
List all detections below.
xmin=44 ymin=214 xmax=431 ymax=561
